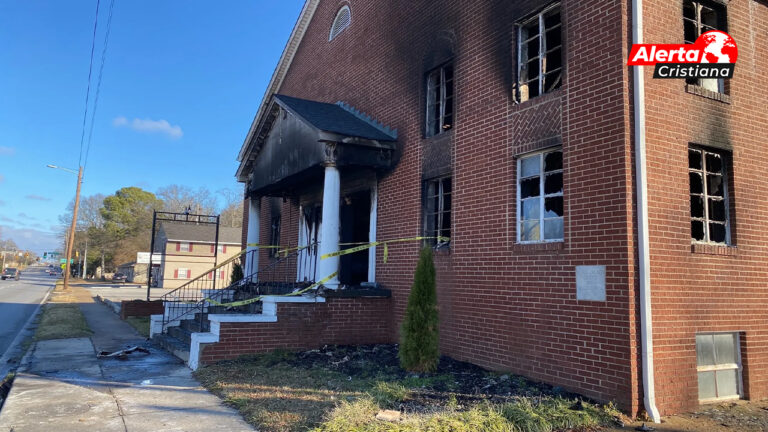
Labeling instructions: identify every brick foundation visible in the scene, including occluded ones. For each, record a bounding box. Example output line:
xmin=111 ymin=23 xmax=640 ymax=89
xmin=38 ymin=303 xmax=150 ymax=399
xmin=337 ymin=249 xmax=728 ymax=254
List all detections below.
xmin=120 ymin=300 xmax=164 ymax=320
xmin=199 ymin=297 xmax=392 ymax=365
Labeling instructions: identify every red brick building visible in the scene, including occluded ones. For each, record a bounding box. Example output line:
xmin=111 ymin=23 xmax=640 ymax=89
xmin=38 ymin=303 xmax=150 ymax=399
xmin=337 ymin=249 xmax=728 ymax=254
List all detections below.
xmin=161 ymin=0 xmax=768 ymax=419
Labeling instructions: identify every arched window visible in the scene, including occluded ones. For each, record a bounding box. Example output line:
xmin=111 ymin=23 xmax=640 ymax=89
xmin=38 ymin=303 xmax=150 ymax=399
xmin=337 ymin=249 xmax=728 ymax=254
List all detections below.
xmin=329 ymin=5 xmax=351 ymax=41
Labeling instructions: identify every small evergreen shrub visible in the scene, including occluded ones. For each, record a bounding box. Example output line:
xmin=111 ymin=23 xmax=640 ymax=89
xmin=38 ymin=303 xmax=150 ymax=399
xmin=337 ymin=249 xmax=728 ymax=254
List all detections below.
xmin=399 ymin=247 xmax=439 ymax=372
xmin=231 ymin=263 xmax=244 ymax=285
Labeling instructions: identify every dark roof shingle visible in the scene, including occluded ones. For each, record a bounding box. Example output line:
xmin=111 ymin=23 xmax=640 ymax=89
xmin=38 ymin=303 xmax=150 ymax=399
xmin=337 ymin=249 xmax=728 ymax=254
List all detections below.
xmin=274 ymin=94 xmax=396 ymax=142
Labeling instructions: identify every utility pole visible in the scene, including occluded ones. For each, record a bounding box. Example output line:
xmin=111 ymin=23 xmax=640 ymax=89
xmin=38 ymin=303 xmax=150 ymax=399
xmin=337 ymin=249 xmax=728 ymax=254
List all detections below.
xmin=63 ymin=166 xmax=84 ymax=290
xmin=83 ymin=237 xmax=88 ymax=279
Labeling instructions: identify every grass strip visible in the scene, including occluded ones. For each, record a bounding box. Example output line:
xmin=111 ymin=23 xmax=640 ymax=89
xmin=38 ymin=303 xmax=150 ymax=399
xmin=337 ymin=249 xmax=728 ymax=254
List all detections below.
xmin=125 ymin=316 xmax=150 ymax=337
xmin=34 ymin=303 xmax=92 ymax=341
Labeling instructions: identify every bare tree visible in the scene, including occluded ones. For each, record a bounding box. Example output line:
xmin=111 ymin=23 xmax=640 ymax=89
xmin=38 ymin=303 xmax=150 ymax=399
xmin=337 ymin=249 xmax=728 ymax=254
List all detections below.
xmin=218 ymin=187 xmax=244 ymax=228
xmin=157 ymin=184 xmax=217 ymax=215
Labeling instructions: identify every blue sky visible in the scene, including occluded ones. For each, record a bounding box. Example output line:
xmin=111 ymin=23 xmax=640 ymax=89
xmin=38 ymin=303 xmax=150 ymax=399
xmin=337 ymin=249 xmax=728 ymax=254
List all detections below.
xmin=0 ymin=0 xmax=304 ymax=253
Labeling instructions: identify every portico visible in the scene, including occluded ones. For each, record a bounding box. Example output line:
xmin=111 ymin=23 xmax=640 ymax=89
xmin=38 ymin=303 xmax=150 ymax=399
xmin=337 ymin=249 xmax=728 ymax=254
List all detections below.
xmin=238 ymin=95 xmax=397 ymax=289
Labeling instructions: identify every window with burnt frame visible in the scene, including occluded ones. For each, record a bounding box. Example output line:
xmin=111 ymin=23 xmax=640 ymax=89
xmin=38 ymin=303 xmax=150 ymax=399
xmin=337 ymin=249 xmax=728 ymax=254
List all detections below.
xmin=269 ymin=214 xmax=282 ymax=258
xmin=424 ymin=177 xmax=452 ymax=246
xmin=683 ymin=0 xmax=727 ymax=93
xmin=517 ymin=149 xmax=563 ymax=243
xmin=689 ymin=146 xmax=731 ymax=244
xmin=425 ymin=63 xmax=454 ymax=137
xmin=517 ymin=3 xmax=562 ymax=102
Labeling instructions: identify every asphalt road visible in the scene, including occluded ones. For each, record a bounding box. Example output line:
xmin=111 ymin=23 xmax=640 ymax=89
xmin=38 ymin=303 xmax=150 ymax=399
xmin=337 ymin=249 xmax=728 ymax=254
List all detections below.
xmin=0 ymin=265 xmax=54 ymax=359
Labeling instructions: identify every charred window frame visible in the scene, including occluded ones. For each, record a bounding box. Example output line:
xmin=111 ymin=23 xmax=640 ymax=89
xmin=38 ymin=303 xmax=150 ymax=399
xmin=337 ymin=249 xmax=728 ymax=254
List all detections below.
xmin=423 ymin=176 xmax=452 ymax=247
xmin=269 ymin=215 xmax=281 ymax=258
xmin=269 ymin=198 xmax=282 ymax=258
xmin=517 ymin=149 xmax=563 ymax=243
xmin=689 ymin=146 xmax=731 ymax=245
xmin=425 ymin=63 xmax=454 ymax=137
xmin=683 ymin=0 xmax=727 ymax=93
xmin=517 ymin=3 xmax=562 ymax=103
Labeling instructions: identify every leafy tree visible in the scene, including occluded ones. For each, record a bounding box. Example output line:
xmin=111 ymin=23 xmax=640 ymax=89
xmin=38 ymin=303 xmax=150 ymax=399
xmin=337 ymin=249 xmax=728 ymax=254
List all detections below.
xmin=100 ymin=187 xmax=163 ymax=267
xmin=399 ymin=247 xmax=439 ymax=372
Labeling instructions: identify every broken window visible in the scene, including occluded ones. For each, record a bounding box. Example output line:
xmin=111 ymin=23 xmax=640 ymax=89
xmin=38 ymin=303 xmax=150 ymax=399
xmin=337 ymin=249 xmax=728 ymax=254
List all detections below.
xmin=684 ymin=0 xmax=727 ymax=93
xmin=518 ymin=149 xmax=563 ymax=242
xmin=269 ymin=215 xmax=281 ymax=257
xmin=689 ymin=146 xmax=730 ymax=244
xmin=517 ymin=3 xmax=562 ymax=102
xmin=425 ymin=63 xmax=454 ymax=137
xmin=424 ymin=176 xmax=452 ymax=246
xmin=696 ymin=333 xmax=742 ymax=402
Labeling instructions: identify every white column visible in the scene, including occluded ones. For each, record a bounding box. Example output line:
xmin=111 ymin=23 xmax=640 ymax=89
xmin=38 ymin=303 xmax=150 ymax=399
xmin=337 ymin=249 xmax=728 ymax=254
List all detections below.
xmin=318 ymin=164 xmax=341 ymax=289
xmin=246 ymin=196 xmax=261 ymax=281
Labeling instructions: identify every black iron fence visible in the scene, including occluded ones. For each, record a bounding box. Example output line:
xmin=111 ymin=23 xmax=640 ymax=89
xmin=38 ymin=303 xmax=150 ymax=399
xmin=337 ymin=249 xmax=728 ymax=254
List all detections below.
xmin=159 ymin=245 xmax=317 ymax=333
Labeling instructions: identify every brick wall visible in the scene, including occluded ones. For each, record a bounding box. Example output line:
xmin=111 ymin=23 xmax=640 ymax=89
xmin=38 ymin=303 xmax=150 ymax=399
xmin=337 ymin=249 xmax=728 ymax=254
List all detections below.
xmin=641 ymin=0 xmax=768 ymax=414
xmin=199 ymin=297 xmax=392 ymax=365
xmin=252 ymin=0 xmax=641 ymax=413
xmin=237 ymin=0 xmax=767 ymax=416
xmin=120 ymin=300 xmax=164 ymax=320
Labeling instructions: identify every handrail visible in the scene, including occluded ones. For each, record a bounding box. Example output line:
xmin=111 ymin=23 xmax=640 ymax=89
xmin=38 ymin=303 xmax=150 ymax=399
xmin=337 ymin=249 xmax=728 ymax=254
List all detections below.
xmin=160 ymin=249 xmax=247 ymax=302
xmin=160 ymin=246 xmax=307 ymax=332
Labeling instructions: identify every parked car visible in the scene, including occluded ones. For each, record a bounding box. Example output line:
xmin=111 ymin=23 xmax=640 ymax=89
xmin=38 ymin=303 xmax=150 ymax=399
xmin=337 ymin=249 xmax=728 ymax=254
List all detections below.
xmin=1 ymin=268 xmax=21 ymax=280
xmin=112 ymin=272 xmax=127 ymax=283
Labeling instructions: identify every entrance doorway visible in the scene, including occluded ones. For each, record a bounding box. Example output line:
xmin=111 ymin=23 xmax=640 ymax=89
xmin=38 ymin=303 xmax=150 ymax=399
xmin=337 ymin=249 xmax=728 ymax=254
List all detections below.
xmin=339 ymin=189 xmax=370 ymax=286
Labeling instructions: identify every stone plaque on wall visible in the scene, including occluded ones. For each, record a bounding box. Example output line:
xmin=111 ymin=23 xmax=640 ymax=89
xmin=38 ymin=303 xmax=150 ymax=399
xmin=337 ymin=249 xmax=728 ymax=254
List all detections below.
xmin=576 ymin=265 xmax=606 ymax=301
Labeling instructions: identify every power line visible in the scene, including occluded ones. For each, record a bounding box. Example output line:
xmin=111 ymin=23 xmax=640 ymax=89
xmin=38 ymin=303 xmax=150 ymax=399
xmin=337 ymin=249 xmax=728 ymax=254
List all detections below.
xmin=83 ymin=0 xmax=116 ymax=171
xmin=77 ymin=0 xmax=101 ymax=168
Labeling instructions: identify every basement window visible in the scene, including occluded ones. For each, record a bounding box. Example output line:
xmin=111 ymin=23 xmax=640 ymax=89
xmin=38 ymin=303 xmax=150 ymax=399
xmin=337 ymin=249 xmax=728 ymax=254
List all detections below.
xmin=425 ymin=63 xmax=454 ymax=137
xmin=517 ymin=3 xmax=562 ymax=102
xmin=696 ymin=333 xmax=743 ymax=402
xmin=424 ymin=176 xmax=452 ymax=246
xmin=689 ymin=146 xmax=730 ymax=244
xmin=684 ymin=0 xmax=727 ymax=93
xmin=517 ymin=149 xmax=563 ymax=243
xmin=329 ymin=6 xmax=351 ymax=41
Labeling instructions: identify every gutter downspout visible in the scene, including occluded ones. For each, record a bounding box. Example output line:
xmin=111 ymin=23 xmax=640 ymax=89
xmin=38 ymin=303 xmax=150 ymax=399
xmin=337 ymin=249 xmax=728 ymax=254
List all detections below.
xmin=632 ymin=0 xmax=661 ymax=423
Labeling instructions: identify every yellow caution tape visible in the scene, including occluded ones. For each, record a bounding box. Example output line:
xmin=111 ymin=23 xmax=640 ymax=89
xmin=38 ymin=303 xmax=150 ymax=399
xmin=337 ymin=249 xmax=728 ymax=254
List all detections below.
xmin=199 ymin=271 xmax=338 ymax=308
xmin=320 ymin=236 xmax=450 ymax=261
xmin=247 ymin=236 xmax=449 ymax=263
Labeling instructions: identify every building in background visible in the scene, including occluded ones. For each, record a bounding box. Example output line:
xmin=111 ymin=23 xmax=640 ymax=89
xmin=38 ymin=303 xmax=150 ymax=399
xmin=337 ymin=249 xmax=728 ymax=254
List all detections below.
xmin=152 ymin=225 xmax=241 ymax=289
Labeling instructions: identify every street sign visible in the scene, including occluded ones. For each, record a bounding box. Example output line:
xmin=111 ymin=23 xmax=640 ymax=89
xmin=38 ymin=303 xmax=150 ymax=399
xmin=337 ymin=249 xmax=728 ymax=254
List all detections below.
xmin=59 ymin=258 xmax=74 ymax=264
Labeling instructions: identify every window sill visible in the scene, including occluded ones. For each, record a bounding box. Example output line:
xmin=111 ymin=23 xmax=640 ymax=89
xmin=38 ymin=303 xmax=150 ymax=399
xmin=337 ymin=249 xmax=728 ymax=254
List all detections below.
xmin=691 ymin=243 xmax=738 ymax=256
xmin=422 ymin=129 xmax=454 ymax=143
xmin=513 ymin=241 xmax=564 ymax=253
xmin=685 ymin=84 xmax=731 ymax=104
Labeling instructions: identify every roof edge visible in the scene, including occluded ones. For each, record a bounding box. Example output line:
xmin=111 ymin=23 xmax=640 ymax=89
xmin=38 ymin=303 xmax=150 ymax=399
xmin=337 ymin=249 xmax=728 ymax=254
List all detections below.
xmin=236 ymin=0 xmax=320 ymax=181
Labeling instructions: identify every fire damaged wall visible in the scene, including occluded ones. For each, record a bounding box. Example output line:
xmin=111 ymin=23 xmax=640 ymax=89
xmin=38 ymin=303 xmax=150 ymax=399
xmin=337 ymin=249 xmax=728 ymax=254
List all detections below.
xmin=248 ymin=0 xmax=644 ymax=414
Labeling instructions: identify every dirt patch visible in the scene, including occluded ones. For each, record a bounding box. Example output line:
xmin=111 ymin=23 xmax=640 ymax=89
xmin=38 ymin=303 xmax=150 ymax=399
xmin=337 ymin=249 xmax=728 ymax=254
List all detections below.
xmin=605 ymin=400 xmax=768 ymax=432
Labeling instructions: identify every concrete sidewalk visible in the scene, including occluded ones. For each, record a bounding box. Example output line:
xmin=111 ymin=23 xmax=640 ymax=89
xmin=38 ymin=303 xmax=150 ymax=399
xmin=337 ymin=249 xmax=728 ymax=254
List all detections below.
xmin=0 ymin=292 xmax=254 ymax=431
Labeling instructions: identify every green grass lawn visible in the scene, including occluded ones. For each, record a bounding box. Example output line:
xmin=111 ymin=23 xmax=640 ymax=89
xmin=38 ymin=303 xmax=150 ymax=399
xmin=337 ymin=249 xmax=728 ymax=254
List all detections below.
xmin=195 ymin=346 xmax=623 ymax=432
xmin=124 ymin=316 xmax=150 ymax=337
xmin=34 ymin=304 xmax=92 ymax=341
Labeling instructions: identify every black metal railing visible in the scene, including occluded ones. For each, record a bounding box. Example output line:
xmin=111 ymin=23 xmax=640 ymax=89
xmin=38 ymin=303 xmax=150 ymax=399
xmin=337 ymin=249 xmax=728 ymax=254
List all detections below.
xmin=160 ymin=245 xmax=317 ymax=333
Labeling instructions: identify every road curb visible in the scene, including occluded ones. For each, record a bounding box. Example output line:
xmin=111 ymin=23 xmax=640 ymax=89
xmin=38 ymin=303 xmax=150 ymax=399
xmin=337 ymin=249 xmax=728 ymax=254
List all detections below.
xmin=0 ymin=283 xmax=53 ymax=378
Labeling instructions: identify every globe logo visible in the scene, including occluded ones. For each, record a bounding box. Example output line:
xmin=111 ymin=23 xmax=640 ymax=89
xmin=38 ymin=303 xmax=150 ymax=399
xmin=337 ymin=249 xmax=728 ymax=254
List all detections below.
xmin=698 ymin=30 xmax=738 ymax=64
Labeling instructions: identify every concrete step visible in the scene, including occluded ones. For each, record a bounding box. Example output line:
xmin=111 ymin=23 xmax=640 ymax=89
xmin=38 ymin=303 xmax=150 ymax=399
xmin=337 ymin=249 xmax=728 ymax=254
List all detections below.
xmin=181 ymin=317 xmax=208 ymax=333
xmin=167 ymin=325 xmax=193 ymax=346
xmin=153 ymin=332 xmax=190 ymax=363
